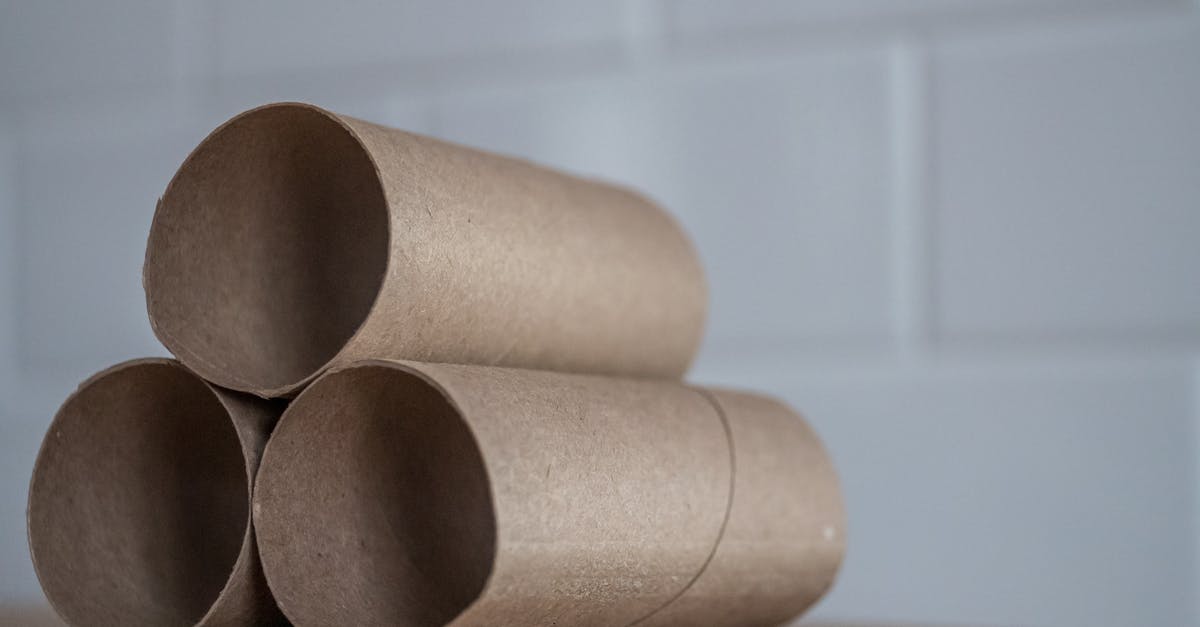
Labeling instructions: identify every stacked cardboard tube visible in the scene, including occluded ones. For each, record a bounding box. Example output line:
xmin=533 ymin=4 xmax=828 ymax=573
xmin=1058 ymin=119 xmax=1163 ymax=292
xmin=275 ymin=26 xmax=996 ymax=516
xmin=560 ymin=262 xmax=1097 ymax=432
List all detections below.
xmin=28 ymin=102 xmax=845 ymax=627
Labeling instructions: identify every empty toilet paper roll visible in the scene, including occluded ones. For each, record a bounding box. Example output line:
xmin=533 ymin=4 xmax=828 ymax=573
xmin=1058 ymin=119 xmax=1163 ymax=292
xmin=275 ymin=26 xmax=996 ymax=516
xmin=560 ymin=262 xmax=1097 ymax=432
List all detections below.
xmin=144 ymin=102 xmax=707 ymax=399
xmin=252 ymin=360 xmax=844 ymax=627
xmin=27 ymin=359 xmax=286 ymax=627
xmin=634 ymin=389 xmax=845 ymax=626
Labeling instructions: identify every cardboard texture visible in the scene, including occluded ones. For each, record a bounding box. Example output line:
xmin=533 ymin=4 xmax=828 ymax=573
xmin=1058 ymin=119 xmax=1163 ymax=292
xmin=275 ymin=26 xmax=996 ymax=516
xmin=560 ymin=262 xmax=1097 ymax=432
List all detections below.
xmin=27 ymin=359 xmax=287 ymax=627
xmin=636 ymin=389 xmax=845 ymax=627
xmin=253 ymin=360 xmax=844 ymax=627
xmin=144 ymin=102 xmax=707 ymax=399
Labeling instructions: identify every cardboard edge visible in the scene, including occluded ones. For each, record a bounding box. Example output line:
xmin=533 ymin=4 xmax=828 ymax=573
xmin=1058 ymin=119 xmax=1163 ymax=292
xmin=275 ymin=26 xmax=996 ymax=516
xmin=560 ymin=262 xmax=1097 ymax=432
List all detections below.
xmin=144 ymin=102 xmax=393 ymax=399
xmin=252 ymin=358 xmax=502 ymax=625
xmin=27 ymin=358 xmax=276 ymax=626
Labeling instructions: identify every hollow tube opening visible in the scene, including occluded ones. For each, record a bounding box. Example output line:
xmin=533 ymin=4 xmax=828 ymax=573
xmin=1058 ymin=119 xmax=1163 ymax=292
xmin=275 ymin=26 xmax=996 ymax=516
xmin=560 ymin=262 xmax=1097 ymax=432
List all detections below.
xmin=28 ymin=361 xmax=249 ymax=625
xmin=145 ymin=103 xmax=390 ymax=394
xmin=254 ymin=363 xmax=496 ymax=626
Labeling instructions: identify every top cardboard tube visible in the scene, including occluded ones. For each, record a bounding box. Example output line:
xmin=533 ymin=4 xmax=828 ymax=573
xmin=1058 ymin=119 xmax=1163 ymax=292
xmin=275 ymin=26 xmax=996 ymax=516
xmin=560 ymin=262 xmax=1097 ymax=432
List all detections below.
xmin=253 ymin=360 xmax=843 ymax=626
xmin=27 ymin=358 xmax=286 ymax=626
xmin=144 ymin=102 xmax=707 ymax=398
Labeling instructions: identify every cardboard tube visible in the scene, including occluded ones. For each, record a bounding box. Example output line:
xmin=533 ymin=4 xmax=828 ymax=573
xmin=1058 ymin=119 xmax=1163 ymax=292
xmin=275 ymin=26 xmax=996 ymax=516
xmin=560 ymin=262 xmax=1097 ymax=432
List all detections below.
xmin=27 ymin=359 xmax=286 ymax=626
xmin=144 ymin=102 xmax=707 ymax=398
xmin=635 ymin=389 xmax=846 ymax=626
xmin=253 ymin=360 xmax=843 ymax=626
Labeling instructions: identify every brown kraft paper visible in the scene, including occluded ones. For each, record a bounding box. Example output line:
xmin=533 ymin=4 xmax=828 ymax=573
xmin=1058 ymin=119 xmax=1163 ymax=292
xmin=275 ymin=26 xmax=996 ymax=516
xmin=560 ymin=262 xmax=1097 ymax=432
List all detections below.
xmin=252 ymin=360 xmax=844 ymax=626
xmin=144 ymin=102 xmax=707 ymax=399
xmin=27 ymin=358 xmax=287 ymax=626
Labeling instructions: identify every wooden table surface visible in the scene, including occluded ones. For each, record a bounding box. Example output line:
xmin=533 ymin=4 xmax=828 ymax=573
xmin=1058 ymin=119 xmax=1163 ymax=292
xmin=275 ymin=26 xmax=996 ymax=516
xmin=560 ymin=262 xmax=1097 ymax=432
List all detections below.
xmin=0 ymin=604 xmax=940 ymax=626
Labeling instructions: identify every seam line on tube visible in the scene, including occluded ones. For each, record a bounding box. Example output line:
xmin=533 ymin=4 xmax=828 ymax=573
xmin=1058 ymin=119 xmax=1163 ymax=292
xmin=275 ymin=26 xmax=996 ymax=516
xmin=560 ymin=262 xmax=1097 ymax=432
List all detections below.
xmin=624 ymin=386 xmax=737 ymax=626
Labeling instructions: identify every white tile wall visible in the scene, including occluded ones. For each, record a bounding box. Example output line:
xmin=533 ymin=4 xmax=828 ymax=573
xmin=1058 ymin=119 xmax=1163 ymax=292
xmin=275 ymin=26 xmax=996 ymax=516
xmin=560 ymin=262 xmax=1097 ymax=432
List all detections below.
xmin=212 ymin=0 xmax=625 ymax=78
xmin=16 ymin=130 xmax=180 ymax=383
xmin=435 ymin=50 xmax=895 ymax=355
xmin=0 ymin=118 xmax=17 ymax=411
xmin=0 ymin=1 xmax=176 ymax=102
xmin=934 ymin=15 xmax=1200 ymax=347
xmin=0 ymin=416 xmax=50 ymax=602
xmin=668 ymin=0 xmax=1188 ymax=32
xmin=0 ymin=1 xmax=1197 ymax=625
xmin=762 ymin=359 xmax=1198 ymax=626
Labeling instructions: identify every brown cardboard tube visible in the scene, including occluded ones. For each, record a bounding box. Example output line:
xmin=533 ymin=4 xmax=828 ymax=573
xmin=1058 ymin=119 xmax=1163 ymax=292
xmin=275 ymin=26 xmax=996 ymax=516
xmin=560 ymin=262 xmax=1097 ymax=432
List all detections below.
xmin=252 ymin=360 xmax=843 ymax=626
xmin=144 ymin=102 xmax=707 ymax=399
xmin=634 ymin=389 xmax=846 ymax=626
xmin=27 ymin=358 xmax=286 ymax=626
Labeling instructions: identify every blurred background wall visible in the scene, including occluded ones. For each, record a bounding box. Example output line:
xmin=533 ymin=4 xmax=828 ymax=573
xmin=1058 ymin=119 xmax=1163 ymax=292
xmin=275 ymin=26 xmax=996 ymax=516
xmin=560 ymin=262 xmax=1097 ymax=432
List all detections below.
xmin=1 ymin=1 xmax=1198 ymax=625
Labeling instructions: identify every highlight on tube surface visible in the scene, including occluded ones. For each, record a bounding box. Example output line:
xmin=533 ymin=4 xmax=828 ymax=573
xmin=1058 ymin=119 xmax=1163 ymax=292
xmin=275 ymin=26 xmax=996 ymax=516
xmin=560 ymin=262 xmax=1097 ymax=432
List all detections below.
xmin=27 ymin=360 xmax=250 ymax=626
xmin=253 ymin=364 xmax=497 ymax=627
xmin=144 ymin=103 xmax=390 ymax=396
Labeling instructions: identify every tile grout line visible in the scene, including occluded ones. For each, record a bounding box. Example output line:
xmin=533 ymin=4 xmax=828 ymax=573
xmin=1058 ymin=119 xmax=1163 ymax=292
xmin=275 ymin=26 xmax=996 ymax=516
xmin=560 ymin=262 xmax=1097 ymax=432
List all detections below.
xmin=621 ymin=0 xmax=670 ymax=76
xmin=0 ymin=118 xmax=17 ymax=414
xmin=6 ymin=115 xmax=34 ymax=413
xmin=169 ymin=0 xmax=216 ymax=120
xmin=1194 ymin=359 xmax=1200 ymax=624
xmin=886 ymin=35 xmax=934 ymax=362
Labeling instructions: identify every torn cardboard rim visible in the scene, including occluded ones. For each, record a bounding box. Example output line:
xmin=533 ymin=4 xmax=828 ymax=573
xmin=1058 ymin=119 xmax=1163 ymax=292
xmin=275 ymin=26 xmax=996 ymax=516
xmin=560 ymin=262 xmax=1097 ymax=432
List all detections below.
xmin=145 ymin=102 xmax=708 ymax=399
xmin=254 ymin=359 xmax=844 ymax=627
xmin=27 ymin=358 xmax=284 ymax=626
